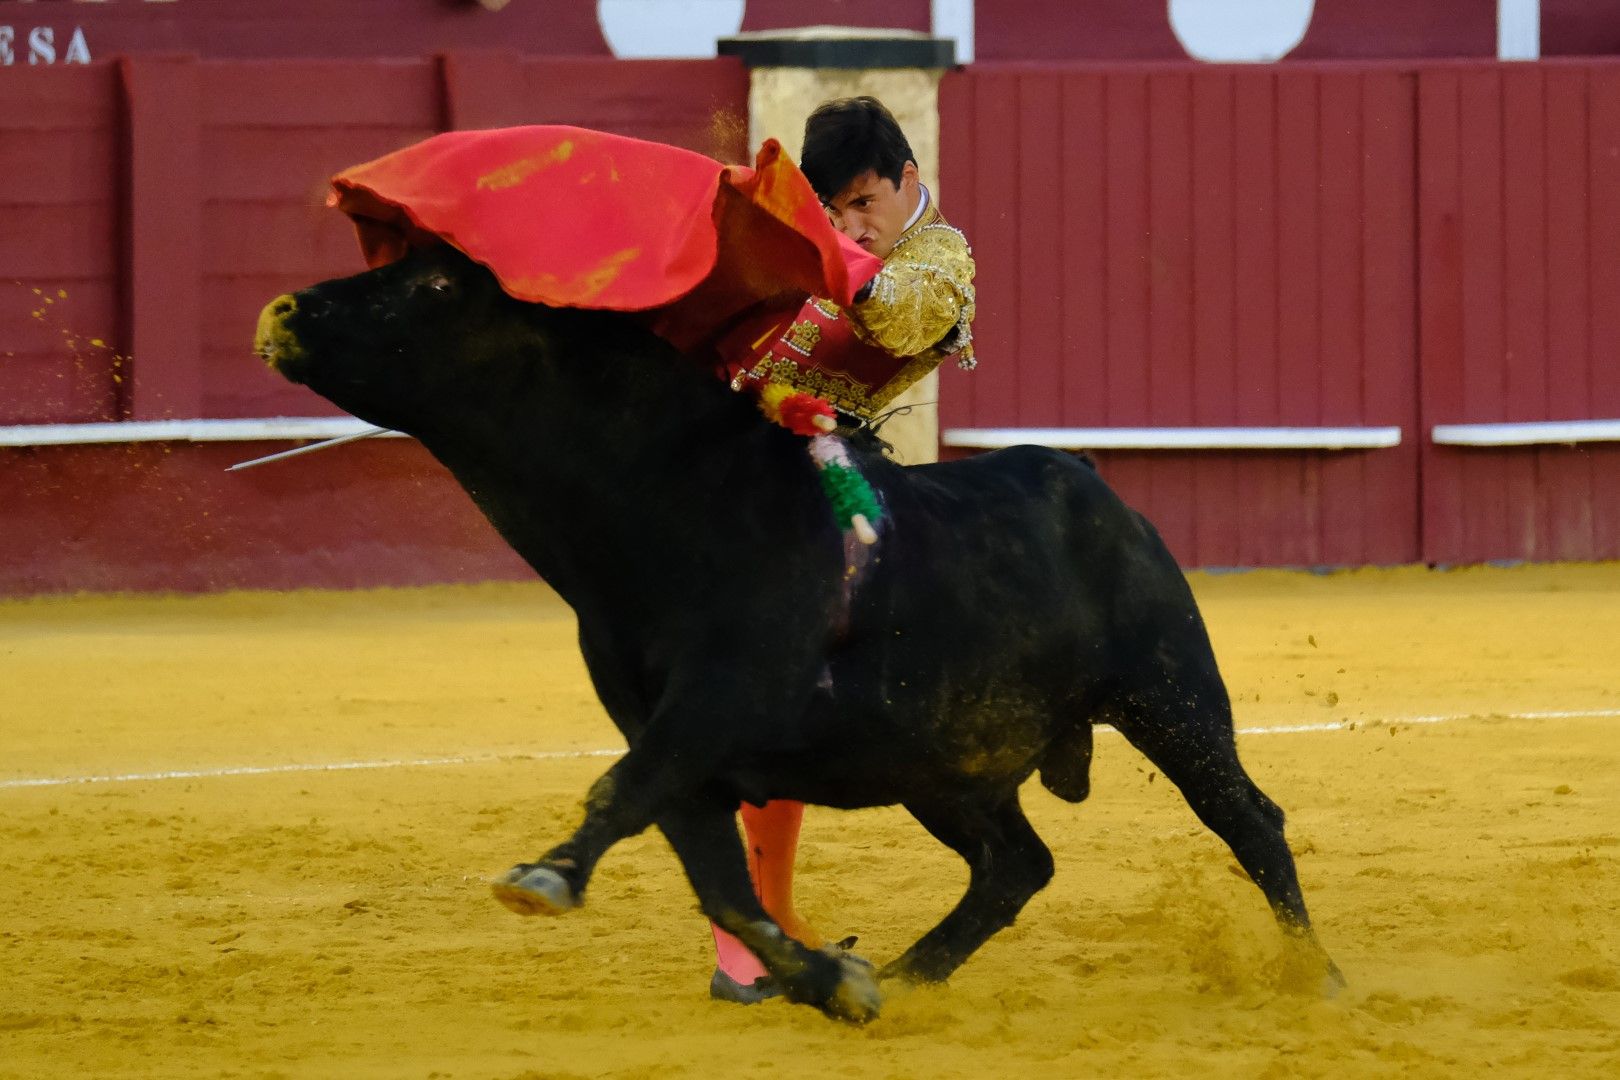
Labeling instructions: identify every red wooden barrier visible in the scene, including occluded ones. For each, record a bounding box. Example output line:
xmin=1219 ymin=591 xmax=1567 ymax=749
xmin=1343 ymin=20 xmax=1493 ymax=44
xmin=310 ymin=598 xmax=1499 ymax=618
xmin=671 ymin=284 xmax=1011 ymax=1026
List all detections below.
xmin=0 ymin=56 xmax=746 ymax=596
xmin=0 ymin=65 xmax=121 ymax=426
xmin=939 ymin=65 xmax=1421 ymax=568
xmin=169 ymin=54 xmax=745 ymax=421
xmin=977 ymin=1 xmax=1499 ymax=62
xmin=1418 ymin=63 xmax=1620 ymax=563
xmin=978 ymin=1 xmax=1620 ymax=61
xmin=190 ymin=58 xmax=444 ymax=420
xmin=0 ymin=440 xmax=531 ymax=595
xmin=9 ymin=54 xmax=1620 ymax=592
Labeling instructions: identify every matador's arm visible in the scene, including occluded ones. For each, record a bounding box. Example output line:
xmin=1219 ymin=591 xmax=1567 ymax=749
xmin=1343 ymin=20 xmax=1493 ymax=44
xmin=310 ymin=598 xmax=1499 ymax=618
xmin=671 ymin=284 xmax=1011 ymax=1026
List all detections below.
xmin=847 ymin=224 xmax=977 ymax=364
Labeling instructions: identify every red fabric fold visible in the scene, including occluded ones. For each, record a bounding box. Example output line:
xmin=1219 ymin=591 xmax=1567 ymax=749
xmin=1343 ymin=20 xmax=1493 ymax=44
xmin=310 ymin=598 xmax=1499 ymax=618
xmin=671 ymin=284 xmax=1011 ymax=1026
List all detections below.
xmin=327 ymin=126 xmax=881 ymax=352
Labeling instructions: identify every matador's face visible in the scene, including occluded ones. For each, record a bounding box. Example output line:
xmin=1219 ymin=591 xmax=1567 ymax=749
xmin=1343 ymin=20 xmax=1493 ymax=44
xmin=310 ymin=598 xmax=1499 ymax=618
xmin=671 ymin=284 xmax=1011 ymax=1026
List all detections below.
xmin=822 ymin=161 xmax=922 ymax=261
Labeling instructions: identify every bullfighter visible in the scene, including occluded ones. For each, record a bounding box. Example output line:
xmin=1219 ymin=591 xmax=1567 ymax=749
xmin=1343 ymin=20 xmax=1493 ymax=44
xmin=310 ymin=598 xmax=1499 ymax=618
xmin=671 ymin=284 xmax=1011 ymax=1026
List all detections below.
xmin=710 ymin=95 xmax=978 ymax=1004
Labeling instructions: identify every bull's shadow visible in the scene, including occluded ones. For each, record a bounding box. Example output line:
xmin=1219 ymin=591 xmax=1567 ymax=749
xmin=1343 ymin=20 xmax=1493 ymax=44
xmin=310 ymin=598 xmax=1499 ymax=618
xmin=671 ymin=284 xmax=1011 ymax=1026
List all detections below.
xmin=255 ymin=244 xmax=1342 ymax=1022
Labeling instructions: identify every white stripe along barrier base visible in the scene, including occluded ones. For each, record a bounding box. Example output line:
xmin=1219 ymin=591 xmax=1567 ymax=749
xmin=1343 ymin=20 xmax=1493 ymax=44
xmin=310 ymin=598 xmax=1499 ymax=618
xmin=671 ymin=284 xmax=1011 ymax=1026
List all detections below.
xmin=4 ymin=708 xmax=1616 ymax=792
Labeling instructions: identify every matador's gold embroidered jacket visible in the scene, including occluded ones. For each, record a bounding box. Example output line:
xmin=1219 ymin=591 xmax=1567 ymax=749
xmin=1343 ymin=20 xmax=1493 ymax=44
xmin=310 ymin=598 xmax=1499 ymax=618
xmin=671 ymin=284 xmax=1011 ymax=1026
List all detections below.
xmin=846 ymin=198 xmax=977 ymax=374
xmin=718 ymin=193 xmax=977 ymax=419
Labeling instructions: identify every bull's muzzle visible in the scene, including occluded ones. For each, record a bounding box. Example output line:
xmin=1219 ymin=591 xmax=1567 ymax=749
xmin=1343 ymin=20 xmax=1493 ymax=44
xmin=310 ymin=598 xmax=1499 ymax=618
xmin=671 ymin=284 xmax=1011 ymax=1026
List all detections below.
xmin=254 ymin=294 xmax=304 ymax=373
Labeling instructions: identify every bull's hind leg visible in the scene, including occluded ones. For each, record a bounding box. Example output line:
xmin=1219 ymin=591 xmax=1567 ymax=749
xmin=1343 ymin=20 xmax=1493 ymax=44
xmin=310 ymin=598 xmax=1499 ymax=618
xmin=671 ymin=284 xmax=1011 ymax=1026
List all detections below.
xmin=658 ymin=798 xmax=881 ymax=1023
xmin=883 ymin=792 xmax=1054 ymax=985
xmin=1106 ymin=680 xmax=1345 ymax=989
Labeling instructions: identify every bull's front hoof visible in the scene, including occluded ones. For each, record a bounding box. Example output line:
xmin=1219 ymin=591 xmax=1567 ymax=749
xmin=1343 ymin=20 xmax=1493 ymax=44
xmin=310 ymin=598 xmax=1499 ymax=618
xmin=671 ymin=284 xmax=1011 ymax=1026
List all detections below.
xmin=491 ymin=865 xmax=579 ymax=916
xmin=820 ymin=953 xmax=883 ymax=1024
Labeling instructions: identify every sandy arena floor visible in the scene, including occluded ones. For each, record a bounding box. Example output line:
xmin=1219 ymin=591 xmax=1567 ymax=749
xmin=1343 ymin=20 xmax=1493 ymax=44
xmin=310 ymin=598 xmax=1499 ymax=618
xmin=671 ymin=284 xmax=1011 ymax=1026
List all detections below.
xmin=2 ymin=563 xmax=1618 ymax=1078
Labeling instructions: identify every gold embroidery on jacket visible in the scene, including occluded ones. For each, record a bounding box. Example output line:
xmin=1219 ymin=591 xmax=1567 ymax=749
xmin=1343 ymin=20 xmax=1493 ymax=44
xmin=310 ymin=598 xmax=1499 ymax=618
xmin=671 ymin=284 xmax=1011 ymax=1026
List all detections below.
xmin=848 ymin=204 xmax=977 ymax=372
xmin=753 ymin=199 xmax=977 ymax=417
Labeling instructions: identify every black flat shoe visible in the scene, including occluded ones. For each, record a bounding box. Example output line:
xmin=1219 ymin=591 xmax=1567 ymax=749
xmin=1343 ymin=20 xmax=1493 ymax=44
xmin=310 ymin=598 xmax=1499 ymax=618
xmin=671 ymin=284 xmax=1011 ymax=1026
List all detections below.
xmin=709 ymin=969 xmax=782 ymax=1004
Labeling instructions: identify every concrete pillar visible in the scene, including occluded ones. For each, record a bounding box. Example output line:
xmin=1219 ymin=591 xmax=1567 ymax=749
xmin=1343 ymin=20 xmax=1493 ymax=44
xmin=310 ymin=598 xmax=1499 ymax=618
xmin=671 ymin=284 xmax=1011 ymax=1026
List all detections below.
xmin=718 ymin=28 xmax=957 ymax=466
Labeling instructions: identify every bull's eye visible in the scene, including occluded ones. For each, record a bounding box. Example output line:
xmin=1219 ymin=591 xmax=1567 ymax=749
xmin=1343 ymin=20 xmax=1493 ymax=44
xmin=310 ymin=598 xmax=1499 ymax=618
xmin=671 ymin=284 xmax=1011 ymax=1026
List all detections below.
xmin=422 ymin=273 xmax=454 ymax=295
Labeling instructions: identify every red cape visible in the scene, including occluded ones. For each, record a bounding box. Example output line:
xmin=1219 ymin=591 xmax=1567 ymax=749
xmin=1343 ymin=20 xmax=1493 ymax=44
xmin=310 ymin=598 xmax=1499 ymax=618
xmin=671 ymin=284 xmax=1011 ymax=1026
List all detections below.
xmin=328 ymin=126 xmax=882 ymax=353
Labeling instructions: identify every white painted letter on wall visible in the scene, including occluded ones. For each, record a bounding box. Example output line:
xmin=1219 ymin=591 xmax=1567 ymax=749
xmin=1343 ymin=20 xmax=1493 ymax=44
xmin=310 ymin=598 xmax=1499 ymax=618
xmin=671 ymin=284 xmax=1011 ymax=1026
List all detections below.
xmin=1498 ymin=0 xmax=1540 ymax=60
xmin=28 ymin=26 xmax=55 ymax=66
xmin=1169 ymin=0 xmax=1315 ymax=63
xmin=65 ymin=27 xmax=92 ymax=65
xmin=598 ymin=0 xmax=746 ymax=59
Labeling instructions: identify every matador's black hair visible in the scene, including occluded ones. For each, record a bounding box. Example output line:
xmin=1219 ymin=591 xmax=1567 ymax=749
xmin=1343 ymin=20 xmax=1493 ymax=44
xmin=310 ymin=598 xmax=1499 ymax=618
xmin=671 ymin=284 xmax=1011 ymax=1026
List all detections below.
xmin=800 ymin=96 xmax=916 ymax=203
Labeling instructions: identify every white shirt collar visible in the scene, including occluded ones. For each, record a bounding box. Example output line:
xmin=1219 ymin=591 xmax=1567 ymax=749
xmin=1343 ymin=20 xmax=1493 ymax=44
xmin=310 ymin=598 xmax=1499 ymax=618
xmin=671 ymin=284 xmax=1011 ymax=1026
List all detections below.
xmin=901 ymin=184 xmax=931 ymax=233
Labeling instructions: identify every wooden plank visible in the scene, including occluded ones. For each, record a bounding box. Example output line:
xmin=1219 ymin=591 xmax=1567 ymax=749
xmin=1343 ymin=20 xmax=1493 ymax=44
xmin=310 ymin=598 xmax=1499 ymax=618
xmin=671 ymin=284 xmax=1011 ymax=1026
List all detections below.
xmin=1316 ymin=71 xmax=1366 ymax=565
xmin=1317 ymin=73 xmax=1365 ymax=427
xmin=1058 ymin=74 xmax=1107 ymax=427
xmin=441 ymin=49 xmax=527 ymax=131
xmin=1135 ymin=94 xmax=1197 ymax=555
xmin=524 ymin=59 xmax=752 ymax=158
xmin=1594 ymin=446 xmax=1620 ymax=559
xmin=1148 ymin=449 xmax=1197 ymax=565
xmin=1295 ymin=1 xmax=1497 ymax=60
xmin=1537 ymin=68 xmax=1601 ymax=560
xmin=1500 ymin=68 xmax=1548 ymax=558
xmin=0 ymin=202 xmax=119 ymax=278
xmin=1417 ymin=70 xmax=1465 ymax=562
xmin=1189 ymin=71 xmax=1236 ymax=427
xmin=122 ymin=55 xmax=203 ymax=422
xmin=199 ymin=345 xmax=343 ymax=420
xmin=1231 ymin=454 xmax=1273 ymax=567
xmin=0 ymin=354 xmax=118 ymax=426
xmin=0 ymin=71 xmax=121 ymax=430
xmin=1457 ymin=70 xmax=1507 ymax=425
xmin=1543 ymin=69 xmax=1591 ymax=423
xmin=198 ymin=125 xmax=438 ymax=203
xmin=197 ymin=61 xmax=439 ymax=128
xmin=1189 ymin=71 xmax=1238 ymax=566
xmin=1501 ymin=68 xmax=1549 ymax=420
xmin=0 ymin=129 xmax=118 ymax=206
xmin=1104 ymin=72 xmax=1151 ymax=426
xmin=967 ymin=72 xmax=1023 ymax=427
xmin=1455 ymin=71 xmax=1510 ymax=561
xmin=1296 ymin=455 xmax=1326 ymax=566
xmin=1589 ymin=67 xmax=1620 ymax=418
xmin=0 ymin=280 xmax=121 ymax=358
xmin=1232 ymin=73 xmax=1279 ymax=430
xmin=198 ymin=273 xmax=323 ymax=367
xmin=936 ymin=69 xmax=978 ymax=428
xmin=199 ymin=203 xmax=328 ymax=278
xmin=1536 ymin=446 xmax=1595 ymax=562
xmin=0 ymin=64 xmax=119 ymax=131
xmin=1275 ymin=71 xmax=1321 ymax=427
xmin=1230 ymin=72 xmax=1281 ymax=568
xmin=1015 ymin=73 xmax=1065 ymax=427
xmin=1146 ymin=73 xmax=1194 ymax=427
xmin=200 ymin=202 xmax=369 ymax=285
xmin=1361 ymin=70 xmax=1421 ymax=564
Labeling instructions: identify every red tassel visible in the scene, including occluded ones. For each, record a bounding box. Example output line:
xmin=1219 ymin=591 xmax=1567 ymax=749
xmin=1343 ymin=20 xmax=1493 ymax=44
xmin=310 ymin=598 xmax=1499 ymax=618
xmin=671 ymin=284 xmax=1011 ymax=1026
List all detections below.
xmin=777 ymin=392 xmax=837 ymax=437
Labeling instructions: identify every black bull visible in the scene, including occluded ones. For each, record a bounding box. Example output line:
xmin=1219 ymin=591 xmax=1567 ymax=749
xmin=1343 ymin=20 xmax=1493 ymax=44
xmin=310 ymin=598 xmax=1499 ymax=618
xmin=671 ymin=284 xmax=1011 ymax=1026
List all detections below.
xmin=255 ymin=245 xmax=1342 ymax=1021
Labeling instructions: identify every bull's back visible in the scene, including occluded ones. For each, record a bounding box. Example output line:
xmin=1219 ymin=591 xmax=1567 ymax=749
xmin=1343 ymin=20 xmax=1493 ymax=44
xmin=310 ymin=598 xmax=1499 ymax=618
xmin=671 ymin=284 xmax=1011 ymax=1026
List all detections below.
xmin=884 ymin=444 xmax=1162 ymax=579
xmin=834 ymin=446 xmax=1176 ymax=711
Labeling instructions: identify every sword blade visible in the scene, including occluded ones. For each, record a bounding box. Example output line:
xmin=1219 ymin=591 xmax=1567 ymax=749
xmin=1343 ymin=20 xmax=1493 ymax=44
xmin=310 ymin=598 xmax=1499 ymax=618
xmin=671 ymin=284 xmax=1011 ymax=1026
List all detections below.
xmin=225 ymin=426 xmax=395 ymax=472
